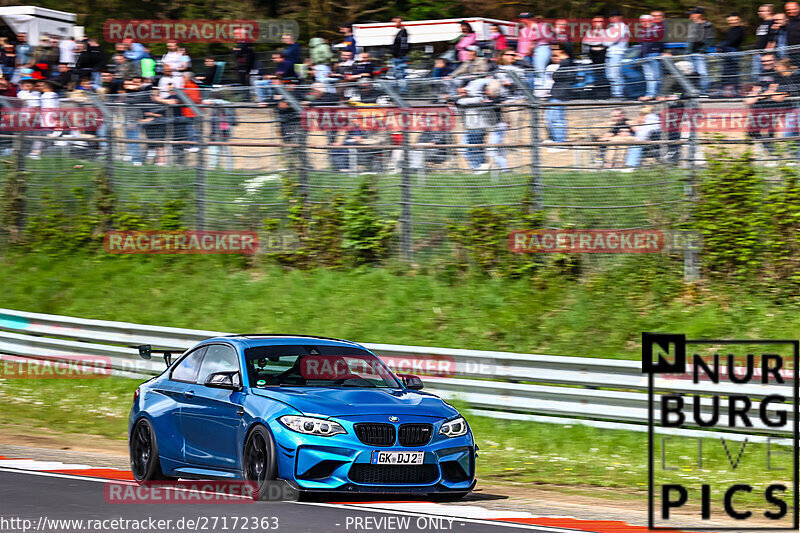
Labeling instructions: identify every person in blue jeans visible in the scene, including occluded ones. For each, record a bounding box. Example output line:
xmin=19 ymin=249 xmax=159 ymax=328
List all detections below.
xmin=546 ymin=45 xmax=574 ymax=143
xmin=687 ymin=7 xmax=714 ymax=95
xmin=391 ymin=17 xmax=410 ymax=93
xmin=639 ymin=14 xmax=665 ymax=100
xmin=603 ymin=11 xmax=630 ymax=99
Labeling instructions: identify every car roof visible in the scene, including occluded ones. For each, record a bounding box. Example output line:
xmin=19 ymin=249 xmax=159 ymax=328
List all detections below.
xmin=200 ymin=334 xmax=365 ymax=350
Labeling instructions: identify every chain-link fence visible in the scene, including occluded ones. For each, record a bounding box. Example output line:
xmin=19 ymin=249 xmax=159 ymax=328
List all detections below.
xmin=3 ymin=46 xmax=800 ymax=273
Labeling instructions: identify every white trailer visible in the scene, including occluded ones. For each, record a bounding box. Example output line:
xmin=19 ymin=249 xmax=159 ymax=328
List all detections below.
xmin=353 ymin=17 xmax=518 ymax=48
xmin=0 ymin=6 xmax=79 ymax=43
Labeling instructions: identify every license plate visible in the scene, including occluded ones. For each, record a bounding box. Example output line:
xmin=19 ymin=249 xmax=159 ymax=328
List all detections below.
xmin=371 ymin=451 xmax=425 ymax=465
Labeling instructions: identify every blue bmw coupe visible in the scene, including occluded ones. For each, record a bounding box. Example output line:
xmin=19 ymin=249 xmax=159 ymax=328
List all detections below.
xmin=129 ymin=335 xmax=476 ymax=499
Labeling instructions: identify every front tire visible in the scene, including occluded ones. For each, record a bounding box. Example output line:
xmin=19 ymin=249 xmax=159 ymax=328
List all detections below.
xmin=243 ymin=425 xmax=278 ymax=501
xmin=130 ymin=418 xmax=170 ymax=482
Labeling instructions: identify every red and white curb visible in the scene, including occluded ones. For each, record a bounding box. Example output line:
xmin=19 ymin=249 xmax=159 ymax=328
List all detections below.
xmin=0 ymin=455 xmax=670 ymax=532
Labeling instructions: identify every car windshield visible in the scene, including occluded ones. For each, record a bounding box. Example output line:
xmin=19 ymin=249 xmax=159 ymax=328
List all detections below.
xmin=244 ymin=344 xmax=401 ymax=389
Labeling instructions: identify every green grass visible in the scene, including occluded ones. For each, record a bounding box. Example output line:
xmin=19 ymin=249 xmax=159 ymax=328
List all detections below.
xmin=1 ymin=252 xmax=799 ymax=359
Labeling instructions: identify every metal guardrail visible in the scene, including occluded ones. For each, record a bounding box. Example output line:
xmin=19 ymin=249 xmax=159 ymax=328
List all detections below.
xmin=0 ymin=307 xmax=791 ymax=439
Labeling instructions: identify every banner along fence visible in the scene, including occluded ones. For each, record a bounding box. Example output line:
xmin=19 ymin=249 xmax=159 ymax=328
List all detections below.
xmin=1 ymin=49 xmax=798 ymax=273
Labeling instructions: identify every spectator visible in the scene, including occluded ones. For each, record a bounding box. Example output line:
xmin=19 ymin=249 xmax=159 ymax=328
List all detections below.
xmin=17 ymin=78 xmax=39 ymax=106
xmin=604 ymin=10 xmax=630 ymax=99
xmin=432 ymin=57 xmax=452 ymax=78
xmin=121 ymin=38 xmax=147 ymax=61
xmin=745 ymin=53 xmax=780 ymax=153
xmin=687 ymin=7 xmax=714 ymax=95
xmin=59 ymin=36 xmax=76 ymax=65
xmin=310 ymin=36 xmax=333 ymax=66
xmin=449 ymin=46 xmax=489 ymax=77
xmin=640 ymin=14 xmax=665 ymax=100
xmin=196 ymin=57 xmax=218 ymax=85
xmin=203 ymin=98 xmax=236 ymax=170
xmin=98 ymin=71 xmax=120 ymax=94
xmin=233 ymin=28 xmax=255 ymax=86
xmin=754 ymin=4 xmax=777 ymax=80
xmin=719 ymin=13 xmax=745 ymax=96
xmin=552 ymin=19 xmax=574 ymax=58
xmin=596 ymin=108 xmax=633 ymax=168
xmin=158 ymin=63 xmax=184 ymax=98
xmin=2 ymin=43 xmax=15 ymax=78
xmin=0 ymin=76 xmax=17 ymax=97
xmin=770 ymin=12 xmax=789 ymax=57
xmin=489 ymin=24 xmax=508 ymax=58
xmin=181 ymin=71 xmax=201 ymax=152
xmin=582 ymin=15 xmax=607 ymax=65
xmin=545 ymin=44 xmax=573 ymax=148
xmin=50 ymin=62 xmax=73 ymax=89
xmin=352 ymin=51 xmax=376 ymax=79
xmin=786 ymin=2 xmax=800 ymax=51
xmin=625 ymin=106 xmax=661 ymax=167
xmin=333 ymin=24 xmax=357 ymax=55
xmin=162 ymin=40 xmax=187 ymax=72
xmin=15 ymin=32 xmax=32 ymax=67
xmin=253 ymin=52 xmax=296 ymax=102
xmin=456 ymin=78 xmax=490 ymax=173
xmin=282 ymin=33 xmax=302 ymax=65
xmin=521 ymin=13 xmax=552 ymax=88
xmin=454 ymin=21 xmax=478 ymax=63
xmin=30 ymin=79 xmax=60 ymax=158
xmin=113 ymin=53 xmax=135 ymax=81
xmin=32 ymin=36 xmax=58 ymax=72
xmin=391 ymin=17 xmax=409 ymax=92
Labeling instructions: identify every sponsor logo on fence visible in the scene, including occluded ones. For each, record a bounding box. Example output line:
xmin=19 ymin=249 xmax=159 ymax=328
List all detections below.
xmin=0 ymin=354 xmax=111 ymax=379
xmin=104 ymin=231 xmax=258 ymax=255
xmin=509 ymin=229 xmax=665 ymax=253
xmin=661 ymin=107 xmax=800 ymax=133
xmin=644 ymin=333 xmax=799 ymax=529
xmin=103 ymin=19 xmax=299 ymax=43
xmin=300 ymin=107 xmax=456 ymax=132
xmin=0 ymin=108 xmax=103 ymax=131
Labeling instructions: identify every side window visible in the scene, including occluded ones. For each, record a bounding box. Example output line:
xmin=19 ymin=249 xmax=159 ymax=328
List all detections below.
xmin=197 ymin=344 xmax=239 ymax=385
xmin=170 ymin=346 xmax=207 ymax=383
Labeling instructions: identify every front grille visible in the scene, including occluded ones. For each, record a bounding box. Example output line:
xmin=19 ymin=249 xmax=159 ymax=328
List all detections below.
xmin=354 ymin=423 xmax=396 ymax=446
xmin=398 ymin=423 xmax=433 ymax=446
xmin=349 ymin=464 xmax=439 ymax=484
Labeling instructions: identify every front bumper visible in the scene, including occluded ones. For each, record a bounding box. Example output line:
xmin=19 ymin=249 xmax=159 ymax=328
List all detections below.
xmin=269 ymin=416 xmax=476 ymax=493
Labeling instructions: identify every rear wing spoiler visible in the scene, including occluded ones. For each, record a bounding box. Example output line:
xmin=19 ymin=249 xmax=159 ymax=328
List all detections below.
xmin=136 ymin=345 xmax=184 ymax=367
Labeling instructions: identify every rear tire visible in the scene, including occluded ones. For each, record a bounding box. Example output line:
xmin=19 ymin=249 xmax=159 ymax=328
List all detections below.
xmin=129 ymin=418 xmax=170 ymax=482
xmin=243 ymin=425 xmax=278 ymax=501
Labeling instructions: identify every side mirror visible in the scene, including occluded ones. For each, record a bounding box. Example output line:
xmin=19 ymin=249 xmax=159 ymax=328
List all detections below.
xmin=398 ymin=373 xmax=423 ymax=390
xmin=204 ymin=371 xmax=242 ymax=391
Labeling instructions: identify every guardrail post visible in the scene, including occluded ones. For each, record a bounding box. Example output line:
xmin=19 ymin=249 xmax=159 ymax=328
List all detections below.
xmin=508 ymin=71 xmax=542 ymax=212
xmin=378 ymin=80 xmax=412 ymax=261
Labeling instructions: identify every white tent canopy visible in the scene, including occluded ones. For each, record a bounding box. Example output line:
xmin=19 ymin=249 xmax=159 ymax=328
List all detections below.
xmin=353 ymin=17 xmax=518 ymax=48
xmin=0 ymin=6 xmax=77 ymax=43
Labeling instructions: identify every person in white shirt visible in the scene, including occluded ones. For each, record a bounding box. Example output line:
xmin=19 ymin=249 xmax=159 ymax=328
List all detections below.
xmin=157 ymin=63 xmax=184 ymax=98
xmin=59 ymin=37 xmax=76 ymax=65
xmin=162 ymin=40 xmax=187 ymax=72
xmin=603 ymin=10 xmax=630 ymax=99
xmin=17 ymin=78 xmax=40 ymax=107
xmin=625 ymin=106 xmax=661 ymax=167
xmin=30 ymin=79 xmax=60 ymax=157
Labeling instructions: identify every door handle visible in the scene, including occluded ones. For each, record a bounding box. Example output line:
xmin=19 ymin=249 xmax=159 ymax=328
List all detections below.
xmin=184 ymin=390 xmax=195 ymax=399
xmin=237 ymin=407 xmax=245 ymax=416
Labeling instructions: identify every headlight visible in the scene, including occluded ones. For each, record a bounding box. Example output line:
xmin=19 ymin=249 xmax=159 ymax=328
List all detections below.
xmin=279 ymin=415 xmax=346 ymax=437
xmin=439 ymin=417 xmax=469 ymax=437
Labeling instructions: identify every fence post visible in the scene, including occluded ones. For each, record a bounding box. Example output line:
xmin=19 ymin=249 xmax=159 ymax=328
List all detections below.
xmin=656 ymin=58 xmax=701 ymax=282
xmin=378 ymin=80 xmax=412 ymax=261
xmin=273 ymin=85 xmax=308 ymax=201
xmin=507 ymin=71 xmax=542 ymax=212
xmin=175 ymin=89 xmax=208 ymax=229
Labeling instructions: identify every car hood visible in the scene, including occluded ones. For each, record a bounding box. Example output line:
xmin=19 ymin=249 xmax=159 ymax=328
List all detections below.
xmin=251 ymin=387 xmax=458 ymax=419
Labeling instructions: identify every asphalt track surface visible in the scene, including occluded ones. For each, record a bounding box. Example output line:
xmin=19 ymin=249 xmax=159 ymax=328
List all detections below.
xmin=0 ymin=469 xmax=567 ymax=533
